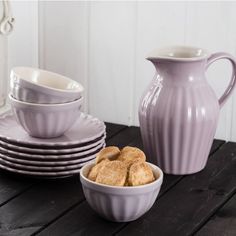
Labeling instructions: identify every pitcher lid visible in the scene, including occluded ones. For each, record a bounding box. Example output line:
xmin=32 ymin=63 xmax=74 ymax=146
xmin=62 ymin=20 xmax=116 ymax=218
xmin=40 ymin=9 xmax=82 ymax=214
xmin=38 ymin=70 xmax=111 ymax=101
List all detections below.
xmin=146 ymin=46 xmax=209 ymax=62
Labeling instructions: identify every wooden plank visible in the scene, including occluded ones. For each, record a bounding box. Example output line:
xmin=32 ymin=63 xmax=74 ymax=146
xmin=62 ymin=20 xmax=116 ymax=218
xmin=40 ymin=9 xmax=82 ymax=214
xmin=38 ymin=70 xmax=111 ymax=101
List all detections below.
xmin=0 ymin=226 xmax=39 ymax=236
xmin=106 ymin=126 xmax=140 ymax=148
xmin=0 ymin=173 xmax=33 ymax=206
xmin=88 ymin=1 xmax=136 ymax=125
xmin=133 ymin=1 xmax=186 ymax=125
xmin=0 ymin=125 xmax=136 ymax=235
xmin=196 ymin=193 xmax=236 ymax=236
xmin=185 ymin=1 xmax=236 ymax=141
xmin=115 ymin=142 xmax=236 ymax=236
xmin=0 ymin=177 xmax=83 ymax=236
xmin=35 ymin=139 xmax=225 ymax=236
xmin=39 ymin=1 xmax=90 ymax=111
xmin=104 ymin=122 xmax=127 ymax=140
xmin=210 ymin=139 xmax=225 ymax=154
xmin=0 ymin=122 xmax=125 ymax=208
xmin=130 ymin=138 xmax=225 ymax=196
xmin=0 ymin=35 xmax=7 ymax=106
xmin=8 ymin=1 xmax=39 ymax=67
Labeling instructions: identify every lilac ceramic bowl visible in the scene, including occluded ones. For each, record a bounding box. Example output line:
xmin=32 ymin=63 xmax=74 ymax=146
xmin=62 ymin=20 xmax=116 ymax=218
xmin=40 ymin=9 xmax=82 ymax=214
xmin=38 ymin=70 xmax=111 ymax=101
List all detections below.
xmin=9 ymin=94 xmax=83 ymax=138
xmin=80 ymin=161 xmax=163 ymax=222
xmin=10 ymin=67 xmax=84 ymax=104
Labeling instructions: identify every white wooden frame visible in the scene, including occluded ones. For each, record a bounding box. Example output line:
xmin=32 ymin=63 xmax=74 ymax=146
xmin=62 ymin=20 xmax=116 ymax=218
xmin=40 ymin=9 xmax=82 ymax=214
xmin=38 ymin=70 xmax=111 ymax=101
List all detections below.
xmin=38 ymin=1 xmax=236 ymax=141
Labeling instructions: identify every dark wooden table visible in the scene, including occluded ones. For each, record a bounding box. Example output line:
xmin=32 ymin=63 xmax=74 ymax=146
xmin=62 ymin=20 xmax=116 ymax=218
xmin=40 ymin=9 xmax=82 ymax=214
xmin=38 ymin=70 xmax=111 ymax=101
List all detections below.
xmin=0 ymin=123 xmax=235 ymax=236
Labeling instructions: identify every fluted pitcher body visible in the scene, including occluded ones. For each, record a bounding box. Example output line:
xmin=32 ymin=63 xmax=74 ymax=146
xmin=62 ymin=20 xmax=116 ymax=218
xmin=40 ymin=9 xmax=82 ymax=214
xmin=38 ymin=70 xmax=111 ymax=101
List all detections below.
xmin=139 ymin=46 xmax=236 ymax=174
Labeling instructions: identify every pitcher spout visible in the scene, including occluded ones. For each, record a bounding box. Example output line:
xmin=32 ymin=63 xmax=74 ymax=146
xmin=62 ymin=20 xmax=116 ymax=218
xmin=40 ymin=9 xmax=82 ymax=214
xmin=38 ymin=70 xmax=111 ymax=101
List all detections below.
xmin=146 ymin=46 xmax=209 ymax=83
xmin=146 ymin=46 xmax=209 ymax=62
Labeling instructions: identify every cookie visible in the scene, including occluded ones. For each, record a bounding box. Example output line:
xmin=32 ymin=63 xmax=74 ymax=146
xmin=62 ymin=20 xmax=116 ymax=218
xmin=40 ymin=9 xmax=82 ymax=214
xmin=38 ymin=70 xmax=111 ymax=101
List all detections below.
xmin=87 ymin=159 xmax=110 ymax=181
xmin=96 ymin=160 xmax=127 ymax=186
xmin=128 ymin=161 xmax=155 ymax=186
xmin=95 ymin=146 xmax=120 ymax=164
xmin=118 ymin=146 xmax=146 ymax=167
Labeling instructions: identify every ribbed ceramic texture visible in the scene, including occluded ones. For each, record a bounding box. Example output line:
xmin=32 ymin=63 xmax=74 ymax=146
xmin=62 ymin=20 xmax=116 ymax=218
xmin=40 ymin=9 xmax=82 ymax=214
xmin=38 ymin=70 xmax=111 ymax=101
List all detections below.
xmin=139 ymin=76 xmax=219 ymax=174
xmin=0 ymin=140 xmax=105 ymax=160
xmin=13 ymin=109 xmax=79 ymax=138
xmin=0 ymin=146 xmax=104 ymax=166
xmin=0 ymin=134 xmax=105 ymax=155
xmin=11 ymin=84 xmax=79 ymax=104
xmin=139 ymin=48 xmax=236 ymax=175
xmin=0 ymin=111 xmax=106 ymax=146
xmin=139 ymin=61 xmax=223 ymax=175
xmin=0 ymin=145 xmax=106 ymax=177
xmin=80 ymin=162 xmax=163 ymax=222
xmin=0 ymin=140 xmax=104 ymax=160
xmin=10 ymin=96 xmax=83 ymax=138
xmin=10 ymin=67 xmax=84 ymax=104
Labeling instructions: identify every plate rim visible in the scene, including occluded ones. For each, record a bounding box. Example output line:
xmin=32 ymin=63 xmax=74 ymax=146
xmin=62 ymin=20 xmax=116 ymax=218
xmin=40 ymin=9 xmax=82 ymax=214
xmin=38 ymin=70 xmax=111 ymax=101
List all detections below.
xmin=0 ymin=156 xmax=95 ymax=171
xmin=0 ymin=134 xmax=106 ymax=154
xmin=0 ymin=112 xmax=106 ymax=147
xmin=0 ymin=163 xmax=83 ymax=176
xmin=0 ymin=140 xmax=105 ymax=159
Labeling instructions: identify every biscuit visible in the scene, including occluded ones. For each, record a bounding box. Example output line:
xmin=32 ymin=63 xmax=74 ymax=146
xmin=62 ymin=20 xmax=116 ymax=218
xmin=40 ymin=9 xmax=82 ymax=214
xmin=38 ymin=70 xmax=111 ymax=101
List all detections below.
xmin=128 ymin=161 xmax=155 ymax=186
xmin=96 ymin=160 xmax=127 ymax=186
xmin=95 ymin=146 xmax=120 ymax=164
xmin=124 ymin=158 xmax=143 ymax=170
xmin=87 ymin=159 xmax=110 ymax=181
xmin=118 ymin=146 xmax=146 ymax=167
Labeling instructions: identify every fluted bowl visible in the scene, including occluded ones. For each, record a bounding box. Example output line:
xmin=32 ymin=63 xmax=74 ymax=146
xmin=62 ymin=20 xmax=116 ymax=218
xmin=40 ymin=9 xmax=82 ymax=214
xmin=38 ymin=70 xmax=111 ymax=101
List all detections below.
xmin=80 ymin=161 xmax=163 ymax=222
xmin=10 ymin=67 xmax=84 ymax=104
xmin=9 ymin=94 xmax=83 ymax=138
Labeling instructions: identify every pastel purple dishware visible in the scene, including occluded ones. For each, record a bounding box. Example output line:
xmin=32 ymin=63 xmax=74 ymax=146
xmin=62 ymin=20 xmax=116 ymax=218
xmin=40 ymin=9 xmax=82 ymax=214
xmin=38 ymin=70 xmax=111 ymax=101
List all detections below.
xmin=80 ymin=162 xmax=163 ymax=222
xmin=0 ymin=134 xmax=106 ymax=154
xmin=0 ymin=140 xmax=104 ymax=161
xmin=0 ymin=112 xmax=105 ymax=147
xmin=10 ymin=67 xmax=84 ymax=104
xmin=9 ymin=94 xmax=83 ymax=138
xmin=139 ymin=46 xmax=236 ymax=175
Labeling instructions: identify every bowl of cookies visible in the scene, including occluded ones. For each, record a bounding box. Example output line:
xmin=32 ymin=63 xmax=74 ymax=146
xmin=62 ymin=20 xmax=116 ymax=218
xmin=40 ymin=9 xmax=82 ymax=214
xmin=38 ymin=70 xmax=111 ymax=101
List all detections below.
xmin=80 ymin=146 xmax=163 ymax=222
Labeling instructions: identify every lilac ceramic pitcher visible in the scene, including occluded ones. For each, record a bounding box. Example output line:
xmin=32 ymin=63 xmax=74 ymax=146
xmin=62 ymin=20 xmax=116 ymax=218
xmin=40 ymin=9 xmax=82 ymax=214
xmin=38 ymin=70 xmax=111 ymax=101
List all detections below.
xmin=139 ymin=46 xmax=236 ymax=175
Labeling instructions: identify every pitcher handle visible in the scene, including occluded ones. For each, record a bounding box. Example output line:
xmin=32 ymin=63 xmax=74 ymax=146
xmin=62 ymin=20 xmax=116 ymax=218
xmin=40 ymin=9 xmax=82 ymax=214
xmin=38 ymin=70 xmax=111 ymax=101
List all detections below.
xmin=206 ymin=52 xmax=236 ymax=108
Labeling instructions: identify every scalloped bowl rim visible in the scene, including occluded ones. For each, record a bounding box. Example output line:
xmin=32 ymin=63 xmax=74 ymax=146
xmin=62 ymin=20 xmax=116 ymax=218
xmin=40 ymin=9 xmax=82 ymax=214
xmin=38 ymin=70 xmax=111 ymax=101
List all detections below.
xmin=11 ymin=66 xmax=84 ymax=94
xmin=9 ymin=94 xmax=83 ymax=110
xmin=80 ymin=161 xmax=163 ymax=191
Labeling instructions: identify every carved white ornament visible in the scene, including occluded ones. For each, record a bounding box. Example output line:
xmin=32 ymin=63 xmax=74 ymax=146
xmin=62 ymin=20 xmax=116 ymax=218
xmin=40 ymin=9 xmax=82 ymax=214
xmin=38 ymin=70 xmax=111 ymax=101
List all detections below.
xmin=0 ymin=0 xmax=14 ymax=35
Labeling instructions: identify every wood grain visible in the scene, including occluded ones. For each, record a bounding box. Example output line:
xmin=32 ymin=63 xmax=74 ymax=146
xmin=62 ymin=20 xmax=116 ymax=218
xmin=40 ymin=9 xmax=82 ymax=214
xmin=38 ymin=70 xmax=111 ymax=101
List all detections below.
xmin=39 ymin=1 xmax=236 ymax=141
xmin=196 ymin=192 xmax=236 ymax=236
xmin=88 ymin=1 xmax=136 ymax=125
xmin=39 ymin=1 xmax=90 ymax=111
xmin=116 ymin=142 xmax=236 ymax=236
xmin=0 ymin=123 xmax=129 ymax=235
xmin=35 ymin=138 xmax=224 ymax=236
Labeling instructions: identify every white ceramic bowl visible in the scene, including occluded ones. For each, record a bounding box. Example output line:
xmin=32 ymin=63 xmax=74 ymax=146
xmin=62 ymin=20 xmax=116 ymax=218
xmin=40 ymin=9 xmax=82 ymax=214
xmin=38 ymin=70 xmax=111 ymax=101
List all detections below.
xmin=80 ymin=161 xmax=163 ymax=222
xmin=10 ymin=67 xmax=84 ymax=104
xmin=9 ymin=94 xmax=83 ymax=138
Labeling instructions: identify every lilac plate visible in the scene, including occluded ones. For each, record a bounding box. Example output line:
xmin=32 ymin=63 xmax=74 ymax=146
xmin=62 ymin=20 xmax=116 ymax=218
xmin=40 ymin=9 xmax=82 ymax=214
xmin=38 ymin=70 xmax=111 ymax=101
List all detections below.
xmin=0 ymin=134 xmax=106 ymax=154
xmin=0 ymin=151 xmax=97 ymax=167
xmin=0 ymin=163 xmax=85 ymax=177
xmin=0 ymin=140 xmax=105 ymax=160
xmin=0 ymin=156 xmax=93 ymax=171
xmin=0 ymin=112 xmax=105 ymax=147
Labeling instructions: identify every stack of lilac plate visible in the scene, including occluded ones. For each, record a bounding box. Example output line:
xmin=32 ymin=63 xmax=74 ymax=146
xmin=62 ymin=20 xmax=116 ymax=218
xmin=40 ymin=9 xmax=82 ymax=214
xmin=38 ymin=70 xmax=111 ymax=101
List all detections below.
xmin=0 ymin=112 xmax=106 ymax=178
xmin=0 ymin=67 xmax=106 ymax=178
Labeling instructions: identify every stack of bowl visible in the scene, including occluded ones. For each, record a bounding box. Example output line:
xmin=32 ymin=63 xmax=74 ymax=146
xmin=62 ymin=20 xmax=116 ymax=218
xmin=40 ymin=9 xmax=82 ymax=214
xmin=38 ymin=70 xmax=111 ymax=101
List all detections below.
xmin=0 ymin=67 xmax=106 ymax=178
xmin=9 ymin=67 xmax=84 ymax=138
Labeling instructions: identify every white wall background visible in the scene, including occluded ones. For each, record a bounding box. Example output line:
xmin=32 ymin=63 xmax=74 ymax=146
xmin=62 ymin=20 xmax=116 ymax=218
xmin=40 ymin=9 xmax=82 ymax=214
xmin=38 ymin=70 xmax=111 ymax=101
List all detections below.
xmin=1 ymin=0 xmax=38 ymax=106
xmin=5 ymin=1 xmax=236 ymax=141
